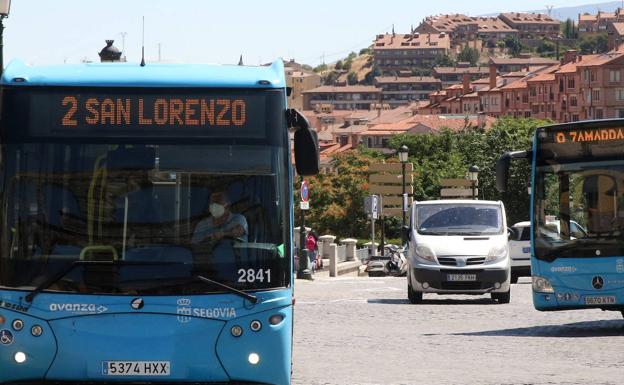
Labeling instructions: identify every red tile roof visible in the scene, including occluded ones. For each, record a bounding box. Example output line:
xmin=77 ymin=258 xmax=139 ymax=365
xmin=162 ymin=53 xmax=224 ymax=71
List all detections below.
xmin=303 ymin=85 xmax=381 ymax=94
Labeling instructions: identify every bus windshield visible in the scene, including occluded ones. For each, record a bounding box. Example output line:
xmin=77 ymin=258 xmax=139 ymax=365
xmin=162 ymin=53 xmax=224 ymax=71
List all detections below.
xmin=416 ymin=203 xmax=503 ymax=236
xmin=534 ymin=160 xmax=624 ymax=260
xmin=0 ymin=142 xmax=290 ymax=295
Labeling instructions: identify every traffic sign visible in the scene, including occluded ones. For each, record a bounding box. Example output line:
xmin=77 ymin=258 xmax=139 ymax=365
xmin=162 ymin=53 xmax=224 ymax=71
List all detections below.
xmin=300 ymin=180 xmax=309 ymax=202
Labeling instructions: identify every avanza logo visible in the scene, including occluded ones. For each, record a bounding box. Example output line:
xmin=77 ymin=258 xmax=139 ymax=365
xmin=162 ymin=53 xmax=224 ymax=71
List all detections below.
xmin=49 ymin=303 xmax=108 ymax=314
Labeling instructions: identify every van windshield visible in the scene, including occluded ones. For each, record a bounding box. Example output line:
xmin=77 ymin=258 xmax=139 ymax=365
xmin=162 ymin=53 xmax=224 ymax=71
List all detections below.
xmin=416 ymin=204 xmax=503 ymax=236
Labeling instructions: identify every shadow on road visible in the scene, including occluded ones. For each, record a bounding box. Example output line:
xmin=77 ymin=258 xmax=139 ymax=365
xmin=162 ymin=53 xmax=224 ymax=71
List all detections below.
xmin=450 ymin=319 xmax=624 ymax=337
xmin=367 ymin=298 xmax=496 ymax=305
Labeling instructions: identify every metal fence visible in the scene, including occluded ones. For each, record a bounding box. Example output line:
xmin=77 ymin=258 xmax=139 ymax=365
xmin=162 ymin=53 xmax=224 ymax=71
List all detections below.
xmin=336 ymin=244 xmax=347 ymax=263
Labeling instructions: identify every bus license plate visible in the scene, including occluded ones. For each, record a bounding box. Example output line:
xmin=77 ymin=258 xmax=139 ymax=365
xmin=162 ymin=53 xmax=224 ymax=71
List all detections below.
xmin=447 ymin=274 xmax=476 ymax=282
xmin=584 ymin=296 xmax=616 ymax=305
xmin=102 ymin=361 xmax=170 ymax=376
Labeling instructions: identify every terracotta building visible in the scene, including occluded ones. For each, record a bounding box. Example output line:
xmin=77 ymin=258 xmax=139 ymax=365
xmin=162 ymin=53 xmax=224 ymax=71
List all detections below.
xmin=372 ymin=31 xmax=451 ymax=74
xmin=285 ymin=63 xmax=321 ymax=111
xmin=302 ymin=85 xmax=382 ymax=111
xmin=433 ymin=63 xmax=489 ymax=88
xmin=421 ymin=48 xmax=624 ymax=123
xmin=498 ymin=12 xmax=560 ymax=39
xmin=374 ymin=75 xmax=441 ymax=107
xmin=579 ymin=9 xmax=624 ymax=35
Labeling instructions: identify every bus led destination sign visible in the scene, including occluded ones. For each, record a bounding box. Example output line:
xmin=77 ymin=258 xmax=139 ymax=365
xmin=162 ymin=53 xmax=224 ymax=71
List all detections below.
xmin=3 ymin=89 xmax=273 ymax=139
xmin=60 ymin=96 xmax=247 ymax=128
xmin=554 ymin=127 xmax=624 ymax=143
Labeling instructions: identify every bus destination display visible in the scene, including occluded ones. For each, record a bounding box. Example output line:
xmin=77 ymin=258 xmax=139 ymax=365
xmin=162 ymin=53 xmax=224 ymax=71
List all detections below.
xmin=3 ymin=89 xmax=273 ymax=138
xmin=539 ymin=125 xmax=624 ymax=162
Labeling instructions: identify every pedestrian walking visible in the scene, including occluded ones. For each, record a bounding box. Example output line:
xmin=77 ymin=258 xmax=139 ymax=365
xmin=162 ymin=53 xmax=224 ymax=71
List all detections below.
xmin=306 ymin=231 xmax=319 ymax=272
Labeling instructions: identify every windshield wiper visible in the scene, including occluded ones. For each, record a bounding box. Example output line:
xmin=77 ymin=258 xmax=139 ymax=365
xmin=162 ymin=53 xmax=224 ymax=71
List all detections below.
xmin=194 ymin=275 xmax=259 ymax=304
xmin=25 ymin=260 xmax=185 ymax=303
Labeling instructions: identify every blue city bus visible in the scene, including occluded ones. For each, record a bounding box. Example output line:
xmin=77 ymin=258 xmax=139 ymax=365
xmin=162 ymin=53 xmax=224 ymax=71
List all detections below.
xmin=0 ymin=60 xmax=318 ymax=384
xmin=497 ymin=119 xmax=624 ymax=318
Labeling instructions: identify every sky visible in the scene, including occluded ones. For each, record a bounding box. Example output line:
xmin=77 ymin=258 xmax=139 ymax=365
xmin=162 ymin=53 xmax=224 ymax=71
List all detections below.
xmin=2 ymin=0 xmax=608 ymax=67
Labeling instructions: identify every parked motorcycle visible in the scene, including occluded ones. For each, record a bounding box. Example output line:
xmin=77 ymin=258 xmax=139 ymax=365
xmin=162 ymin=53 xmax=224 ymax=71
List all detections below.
xmin=365 ymin=244 xmax=407 ymax=277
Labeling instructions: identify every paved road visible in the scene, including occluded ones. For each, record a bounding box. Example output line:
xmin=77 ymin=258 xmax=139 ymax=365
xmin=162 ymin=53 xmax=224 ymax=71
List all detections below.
xmin=292 ymin=274 xmax=624 ymax=385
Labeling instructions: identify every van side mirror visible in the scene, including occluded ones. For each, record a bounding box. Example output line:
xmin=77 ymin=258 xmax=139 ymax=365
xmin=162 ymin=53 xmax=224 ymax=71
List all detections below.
xmin=402 ymin=225 xmax=411 ymax=242
xmin=288 ymin=109 xmax=319 ymax=176
xmin=496 ymin=150 xmax=531 ymax=192
xmin=507 ymin=227 xmax=518 ymax=240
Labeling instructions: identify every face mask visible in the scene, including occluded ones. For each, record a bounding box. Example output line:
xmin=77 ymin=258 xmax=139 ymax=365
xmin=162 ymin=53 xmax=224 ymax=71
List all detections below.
xmin=209 ymin=203 xmax=225 ymax=218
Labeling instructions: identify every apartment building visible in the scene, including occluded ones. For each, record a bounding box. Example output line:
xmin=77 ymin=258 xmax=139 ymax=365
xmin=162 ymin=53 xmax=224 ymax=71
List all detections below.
xmin=421 ymin=49 xmax=624 ymax=123
xmin=372 ymin=32 xmax=451 ymax=74
xmin=579 ymin=9 xmax=624 ymax=35
xmin=302 ymin=85 xmax=382 ymax=111
xmin=417 ymin=14 xmax=518 ymax=47
xmin=432 ymin=63 xmax=489 ymax=87
xmin=498 ymin=12 xmax=560 ymax=39
xmin=489 ymin=56 xmax=558 ymax=73
xmin=374 ymin=76 xmax=441 ymax=107
xmin=285 ymin=67 xmax=322 ymax=111
xmin=608 ymin=22 xmax=624 ymax=50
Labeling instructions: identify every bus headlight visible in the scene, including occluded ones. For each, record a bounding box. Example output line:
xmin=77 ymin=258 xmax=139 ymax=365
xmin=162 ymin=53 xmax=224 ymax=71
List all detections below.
xmin=248 ymin=353 xmax=260 ymax=365
xmin=415 ymin=245 xmax=437 ymax=263
xmin=14 ymin=352 xmax=26 ymax=364
xmin=532 ymin=276 xmax=554 ymax=293
xmin=486 ymin=245 xmax=507 ymax=262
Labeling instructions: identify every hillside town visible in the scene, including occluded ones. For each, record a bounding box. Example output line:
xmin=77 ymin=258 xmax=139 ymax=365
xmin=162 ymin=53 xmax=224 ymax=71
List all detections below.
xmin=280 ymin=9 xmax=624 ymax=170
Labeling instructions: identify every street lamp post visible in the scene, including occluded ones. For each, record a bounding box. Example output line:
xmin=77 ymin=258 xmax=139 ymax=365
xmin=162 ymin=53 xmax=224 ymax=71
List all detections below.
xmin=469 ymin=165 xmax=480 ymax=200
xmin=398 ymin=145 xmax=409 ymax=244
xmin=0 ymin=0 xmax=11 ymax=75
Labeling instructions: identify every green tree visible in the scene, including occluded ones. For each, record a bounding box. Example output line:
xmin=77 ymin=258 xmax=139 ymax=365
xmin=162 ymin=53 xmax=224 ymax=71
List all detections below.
xmin=313 ymin=63 xmax=328 ymax=73
xmin=296 ymin=149 xmax=384 ymax=238
xmin=561 ymin=19 xmax=577 ymax=39
xmin=323 ymin=71 xmax=339 ymax=85
xmin=347 ymin=51 xmax=357 ymax=61
xmin=343 ymin=60 xmax=352 ymax=71
xmin=434 ymin=54 xmax=455 ymax=67
xmin=359 ymin=47 xmax=372 ymax=55
xmin=334 ymin=60 xmax=344 ymax=71
xmin=457 ymin=46 xmax=480 ymax=65
xmin=536 ymin=40 xmax=556 ymax=57
xmin=347 ymin=71 xmax=359 ymax=85
xmin=504 ymin=35 xmax=523 ymax=57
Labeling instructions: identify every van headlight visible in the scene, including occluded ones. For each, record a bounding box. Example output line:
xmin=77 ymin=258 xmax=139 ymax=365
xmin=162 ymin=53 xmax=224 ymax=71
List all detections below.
xmin=415 ymin=245 xmax=437 ymax=263
xmin=485 ymin=245 xmax=507 ymax=262
xmin=532 ymin=276 xmax=554 ymax=293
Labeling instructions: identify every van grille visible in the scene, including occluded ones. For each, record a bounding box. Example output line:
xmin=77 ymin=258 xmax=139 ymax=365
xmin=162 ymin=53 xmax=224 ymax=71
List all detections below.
xmin=436 ymin=257 xmax=486 ymax=266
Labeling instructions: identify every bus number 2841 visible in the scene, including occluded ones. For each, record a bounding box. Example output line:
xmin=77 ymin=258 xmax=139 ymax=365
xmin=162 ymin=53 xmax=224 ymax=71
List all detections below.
xmin=238 ymin=269 xmax=271 ymax=283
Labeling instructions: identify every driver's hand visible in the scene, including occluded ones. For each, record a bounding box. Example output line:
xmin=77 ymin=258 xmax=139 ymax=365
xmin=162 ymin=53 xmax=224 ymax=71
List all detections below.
xmin=211 ymin=231 xmax=224 ymax=241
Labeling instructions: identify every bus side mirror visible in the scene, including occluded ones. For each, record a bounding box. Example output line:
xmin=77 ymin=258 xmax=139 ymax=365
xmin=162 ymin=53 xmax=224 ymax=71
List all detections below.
xmin=288 ymin=109 xmax=320 ymax=176
xmin=496 ymin=150 xmax=531 ymax=193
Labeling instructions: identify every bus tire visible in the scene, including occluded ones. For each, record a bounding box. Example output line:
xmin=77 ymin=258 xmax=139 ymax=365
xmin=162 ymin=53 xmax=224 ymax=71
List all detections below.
xmin=492 ymin=290 xmax=511 ymax=304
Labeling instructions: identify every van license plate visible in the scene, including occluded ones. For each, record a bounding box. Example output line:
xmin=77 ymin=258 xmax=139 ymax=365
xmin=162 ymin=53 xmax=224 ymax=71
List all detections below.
xmin=447 ymin=274 xmax=476 ymax=282
xmin=102 ymin=361 xmax=170 ymax=376
xmin=584 ymin=296 xmax=616 ymax=305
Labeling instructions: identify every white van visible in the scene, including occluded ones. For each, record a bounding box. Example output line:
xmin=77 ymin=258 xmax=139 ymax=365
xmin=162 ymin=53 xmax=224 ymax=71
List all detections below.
xmin=406 ymin=200 xmax=511 ymax=304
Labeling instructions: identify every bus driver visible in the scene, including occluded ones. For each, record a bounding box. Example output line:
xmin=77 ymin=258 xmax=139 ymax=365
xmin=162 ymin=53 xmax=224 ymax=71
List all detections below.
xmin=192 ymin=191 xmax=248 ymax=245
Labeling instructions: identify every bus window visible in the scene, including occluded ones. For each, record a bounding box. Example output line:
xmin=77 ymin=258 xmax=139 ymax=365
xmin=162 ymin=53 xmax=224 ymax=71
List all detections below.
xmin=583 ymin=175 xmax=617 ymax=234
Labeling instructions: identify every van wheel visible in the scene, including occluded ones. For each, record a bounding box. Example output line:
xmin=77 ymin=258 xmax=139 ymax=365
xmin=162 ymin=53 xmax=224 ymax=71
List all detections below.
xmin=492 ymin=290 xmax=511 ymax=304
xmin=510 ymin=275 xmax=518 ymax=284
xmin=408 ymin=280 xmax=423 ymax=304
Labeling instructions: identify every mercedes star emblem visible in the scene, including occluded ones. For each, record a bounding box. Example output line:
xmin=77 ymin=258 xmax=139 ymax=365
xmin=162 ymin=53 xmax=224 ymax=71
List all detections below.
xmin=591 ymin=276 xmax=604 ymax=290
